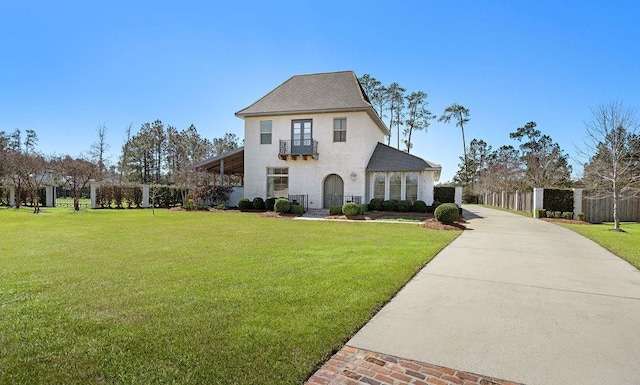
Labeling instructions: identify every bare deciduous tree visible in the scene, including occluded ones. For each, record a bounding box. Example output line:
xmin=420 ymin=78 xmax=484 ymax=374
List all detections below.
xmin=90 ymin=123 xmax=109 ymax=181
xmin=54 ymin=156 xmax=97 ymax=211
xmin=579 ymin=101 xmax=640 ymax=231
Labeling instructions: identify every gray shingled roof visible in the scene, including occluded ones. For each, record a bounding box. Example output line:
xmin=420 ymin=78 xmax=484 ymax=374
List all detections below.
xmin=366 ymin=143 xmax=442 ymax=177
xmin=235 ymin=71 xmax=389 ymax=134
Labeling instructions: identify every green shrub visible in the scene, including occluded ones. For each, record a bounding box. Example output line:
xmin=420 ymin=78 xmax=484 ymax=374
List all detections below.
xmin=369 ymin=198 xmax=382 ymax=211
xmin=342 ymin=202 xmax=359 ymax=216
xmin=429 ymin=200 xmax=442 ymax=213
xmin=434 ymin=187 xmax=456 ymax=204
xmin=329 ymin=206 xmax=343 ymax=215
xmin=413 ymin=200 xmax=427 ymax=213
xmin=274 ymin=198 xmax=290 ymax=214
xmin=197 ymin=204 xmax=209 ymax=210
xmin=238 ymin=198 xmax=253 ymax=211
xmin=397 ymin=200 xmax=412 ymax=212
xmin=357 ymin=204 xmax=368 ymax=215
xmin=561 ymin=212 xmax=573 ymax=219
xmin=184 ymin=199 xmax=195 ymax=211
xmin=265 ymin=197 xmax=276 ymax=211
xmin=381 ymin=199 xmax=398 ymax=211
xmin=536 ymin=209 xmax=546 ymax=218
xmin=578 ymin=212 xmax=585 ymax=221
xmin=553 ymin=211 xmax=562 ymax=218
xmin=289 ymin=204 xmax=304 ymax=215
xmin=252 ymin=197 xmax=265 ymax=210
xmin=434 ymin=203 xmax=459 ymax=225
xmin=215 ymin=204 xmax=228 ymax=210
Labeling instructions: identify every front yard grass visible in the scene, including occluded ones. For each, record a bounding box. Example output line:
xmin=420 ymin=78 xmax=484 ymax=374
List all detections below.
xmin=556 ymin=222 xmax=640 ymax=269
xmin=0 ymin=207 xmax=460 ymax=384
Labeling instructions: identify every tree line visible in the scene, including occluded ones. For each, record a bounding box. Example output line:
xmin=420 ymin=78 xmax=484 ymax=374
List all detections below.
xmin=0 ymin=122 xmax=241 ymax=212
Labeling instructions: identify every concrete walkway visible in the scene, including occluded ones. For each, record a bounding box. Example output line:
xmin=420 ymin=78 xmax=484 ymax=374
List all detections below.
xmin=346 ymin=205 xmax=640 ymax=385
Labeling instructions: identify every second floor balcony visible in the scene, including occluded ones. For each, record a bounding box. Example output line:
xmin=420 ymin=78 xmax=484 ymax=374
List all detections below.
xmin=278 ymin=139 xmax=319 ymax=160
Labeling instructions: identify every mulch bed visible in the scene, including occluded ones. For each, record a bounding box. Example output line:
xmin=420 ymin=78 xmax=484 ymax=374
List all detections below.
xmin=420 ymin=218 xmax=467 ymax=230
xmin=542 ymin=218 xmax=591 ymax=225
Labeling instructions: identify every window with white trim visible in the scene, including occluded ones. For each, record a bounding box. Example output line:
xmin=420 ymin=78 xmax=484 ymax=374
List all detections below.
xmin=406 ymin=173 xmax=419 ymax=202
xmin=333 ymin=118 xmax=347 ymax=142
xmin=266 ymin=167 xmax=288 ymax=198
xmin=389 ymin=173 xmax=402 ymax=200
xmin=260 ymin=120 xmax=272 ymax=144
xmin=373 ymin=173 xmax=385 ymax=200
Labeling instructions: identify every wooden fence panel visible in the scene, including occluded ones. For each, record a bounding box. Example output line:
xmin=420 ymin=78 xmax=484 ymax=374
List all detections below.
xmin=583 ymin=196 xmax=640 ymax=223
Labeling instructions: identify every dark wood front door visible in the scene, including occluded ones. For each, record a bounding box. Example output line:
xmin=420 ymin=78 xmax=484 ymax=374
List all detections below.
xmin=324 ymin=174 xmax=344 ymax=208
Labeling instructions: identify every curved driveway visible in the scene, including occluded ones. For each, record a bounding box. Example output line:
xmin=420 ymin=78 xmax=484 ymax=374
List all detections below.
xmin=348 ymin=205 xmax=640 ymax=385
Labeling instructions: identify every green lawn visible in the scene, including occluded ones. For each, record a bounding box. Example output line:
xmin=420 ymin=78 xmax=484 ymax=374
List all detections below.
xmin=557 ymin=222 xmax=640 ymax=269
xmin=0 ymin=207 xmax=460 ymax=384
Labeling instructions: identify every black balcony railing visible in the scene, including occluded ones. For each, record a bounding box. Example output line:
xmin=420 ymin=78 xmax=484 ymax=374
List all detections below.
xmin=279 ymin=139 xmax=319 ymax=159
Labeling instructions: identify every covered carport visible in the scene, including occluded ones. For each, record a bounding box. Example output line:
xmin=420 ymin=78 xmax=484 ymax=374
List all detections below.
xmin=192 ymin=147 xmax=244 ymax=186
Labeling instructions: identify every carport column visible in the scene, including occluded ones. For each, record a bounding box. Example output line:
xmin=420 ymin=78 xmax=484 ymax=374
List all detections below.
xmin=454 ymin=187 xmax=463 ymax=206
xmin=9 ymin=186 xmax=16 ymax=207
xmin=142 ymin=185 xmax=150 ymax=208
xmin=45 ymin=186 xmax=55 ymax=207
xmin=573 ymin=188 xmax=583 ymax=220
xmin=515 ymin=190 xmax=520 ymax=211
xmin=220 ymin=159 xmax=225 ymax=186
xmin=501 ymin=191 xmax=507 ymax=208
xmin=90 ymin=182 xmax=99 ymax=209
xmin=533 ymin=187 xmax=544 ymax=218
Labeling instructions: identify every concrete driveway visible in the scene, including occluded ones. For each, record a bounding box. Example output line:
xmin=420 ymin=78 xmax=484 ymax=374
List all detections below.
xmin=347 ymin=205 xmax=640 ymax=385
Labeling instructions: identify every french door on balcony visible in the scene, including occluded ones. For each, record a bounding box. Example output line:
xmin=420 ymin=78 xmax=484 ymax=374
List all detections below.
xmin=291 ymin=119 xmax=312 ymax=155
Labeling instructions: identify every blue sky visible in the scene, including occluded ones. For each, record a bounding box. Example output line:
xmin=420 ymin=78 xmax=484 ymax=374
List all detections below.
xmin=1 ymin=1 xmax=639 ymax=182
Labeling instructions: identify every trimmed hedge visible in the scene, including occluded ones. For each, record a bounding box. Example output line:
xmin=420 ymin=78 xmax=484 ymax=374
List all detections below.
xmin=265 ymin=197 xmax=276 ymax=211
xmin=274 ymin=198 xmax=290 ymax=213
xmin=368 ymin=198 xmax=382 ymax=211
xmin=329 ymin=206 xmax=343 ymax=215
xmin=381 ymin=199 xmax=398 ymax=211
xmin=428 ymin=200 xmax=442 ymax=213
xmin=434 ymin=187 xmax=455 ymax=204
xmin=238 ymin=198 xmax=253 ymax=211
xmin=289 ymin=204 xmax=304 ymax=215
xmin=252 ymin=197 xmax=265 ymax=210
xmin=342 ymin=202 xmax=359 ymax=216
xmin=543 ymin=188 xmax=573 ymax=213
xmin=413 ymin=200 xmax=428 ymax=213
xmin=397 ymin=200 xmax=412 ymax=212
xmin=357 ymin=204 xmax=368 ymax=215
xmin=435 ymin=203 xmax=459 ymax=224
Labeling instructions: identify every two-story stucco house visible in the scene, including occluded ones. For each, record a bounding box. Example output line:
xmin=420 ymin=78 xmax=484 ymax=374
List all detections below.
xmin=196 ymin=71 xmax=441 ymax=209
xmin=236 ymin=70 xmax=441 ymax=209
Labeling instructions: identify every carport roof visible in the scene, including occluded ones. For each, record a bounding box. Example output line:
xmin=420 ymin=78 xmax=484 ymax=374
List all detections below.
xmin=192 ymin=147 xmax=244 ymax=175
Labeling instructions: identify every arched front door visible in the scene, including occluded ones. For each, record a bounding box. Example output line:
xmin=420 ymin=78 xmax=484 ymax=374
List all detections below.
xmin=323 ymin=174 xmax=344 ymax=208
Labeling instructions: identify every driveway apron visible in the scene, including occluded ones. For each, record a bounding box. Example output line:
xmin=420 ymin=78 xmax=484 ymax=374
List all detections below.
xmin=347 ymin=205 xmax=640 ymax=385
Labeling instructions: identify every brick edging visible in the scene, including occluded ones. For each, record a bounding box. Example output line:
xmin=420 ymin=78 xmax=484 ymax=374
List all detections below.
xmin=306 ymin=346 xmax=523 ymax=385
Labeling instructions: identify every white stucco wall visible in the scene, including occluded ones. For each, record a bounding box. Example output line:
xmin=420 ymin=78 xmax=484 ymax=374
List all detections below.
xmin=243 ymin=111 xmax=385 ymax=209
